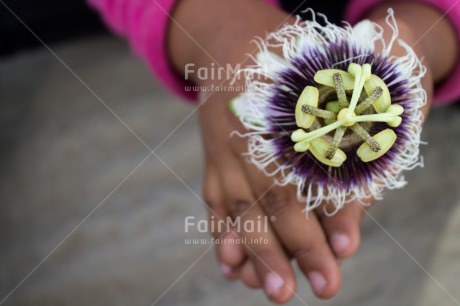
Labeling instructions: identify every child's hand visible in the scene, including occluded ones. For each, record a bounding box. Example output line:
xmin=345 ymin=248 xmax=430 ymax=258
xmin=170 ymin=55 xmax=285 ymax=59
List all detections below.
xmin=169 ymin=0 xmax=455 ymax=303
xmin=198 ymin=85 xmax=359 ymax=302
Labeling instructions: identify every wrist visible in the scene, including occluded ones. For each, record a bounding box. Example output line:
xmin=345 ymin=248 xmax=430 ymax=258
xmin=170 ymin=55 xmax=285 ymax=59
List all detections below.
xmin=168 ymin=0 xmax=293 ymax=86
xmin=368 ymin=16 xmax=433 ymax=116
xmin=365 ymin=2 xmax=457 ymax=83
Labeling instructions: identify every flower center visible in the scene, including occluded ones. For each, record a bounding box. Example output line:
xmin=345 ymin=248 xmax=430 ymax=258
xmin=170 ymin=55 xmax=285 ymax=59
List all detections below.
xmin=337 ymin=108 xmax=356 ymax=127
xmin=292 ymin=63 xmax=404 ymax=167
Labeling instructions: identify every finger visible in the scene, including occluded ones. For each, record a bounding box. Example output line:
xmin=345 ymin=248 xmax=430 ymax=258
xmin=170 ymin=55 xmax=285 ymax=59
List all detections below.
xmin=218 ymin=230 xmax=245 ymax=280
xmin=203 ymin=164 xmax=245 ymax=278
xmin=219 ymin=159 xmax=296 ymax=304
xmin=261 ymin=188 xmax=341 ymax=298
xmin=241 ymin=260 xmax=262 ymax=289
xmin=316 ymin=201 xmax=366 ymax=259
xmin=242 ymin=164 xmax=342 ymax=299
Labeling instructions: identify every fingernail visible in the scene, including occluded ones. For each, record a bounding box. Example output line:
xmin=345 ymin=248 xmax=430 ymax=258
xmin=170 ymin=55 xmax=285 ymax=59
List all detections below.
xmin=265 ymin=272 xmax=284 ymax=297
xmin=308 ymin=271 xmax=327 ymax=294
xmin=332 ymin=233 xmax=350 ymax=254
xmin=220 ymin=263 xmax=232 ymax=276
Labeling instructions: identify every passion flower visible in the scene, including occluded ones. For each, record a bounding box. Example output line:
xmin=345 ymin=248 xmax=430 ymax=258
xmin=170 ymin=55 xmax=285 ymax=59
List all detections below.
xmin=231 ymin=9 xmax=426 ymax=213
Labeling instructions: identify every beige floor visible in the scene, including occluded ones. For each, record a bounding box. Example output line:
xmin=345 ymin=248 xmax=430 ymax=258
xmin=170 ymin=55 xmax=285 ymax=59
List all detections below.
xmin=1 ymin=35 xmax=460 ymax=306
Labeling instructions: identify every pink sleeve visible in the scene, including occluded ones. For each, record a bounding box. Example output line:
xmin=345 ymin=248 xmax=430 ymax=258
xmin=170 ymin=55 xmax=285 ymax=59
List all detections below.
xmin=87 ymin=0 xmax=279 ymax=102
xmin=345 ymin=0 xmax=460 ymax=106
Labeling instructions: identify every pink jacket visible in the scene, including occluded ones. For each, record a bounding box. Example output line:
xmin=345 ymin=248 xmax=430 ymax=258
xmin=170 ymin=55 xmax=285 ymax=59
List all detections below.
xmin=87 ymin=0 xmax=460 ymax=106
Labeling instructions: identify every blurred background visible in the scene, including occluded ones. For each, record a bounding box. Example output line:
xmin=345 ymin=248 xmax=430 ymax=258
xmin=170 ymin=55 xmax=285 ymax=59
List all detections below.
xmin=1 ymin=1 xmax=460 ymax=305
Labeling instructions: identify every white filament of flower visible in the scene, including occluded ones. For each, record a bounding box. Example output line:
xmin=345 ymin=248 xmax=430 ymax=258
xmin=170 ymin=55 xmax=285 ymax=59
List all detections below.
xmin=292 ymin=63 xmax=404 ymax=166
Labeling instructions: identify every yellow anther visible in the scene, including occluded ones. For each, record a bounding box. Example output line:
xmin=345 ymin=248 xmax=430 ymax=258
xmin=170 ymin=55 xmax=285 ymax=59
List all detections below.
xmin=310 ymin=138 xmax=347 ymax=167
xmin=314 ymin=70 xmax=355 ymax=90
xmin=364 ymin=74 xmax=391 ymax=113
xmin=295 ymin=86 xmax=319 ymax=129
xmin=357 ymin=129 xmax=397 ymax=162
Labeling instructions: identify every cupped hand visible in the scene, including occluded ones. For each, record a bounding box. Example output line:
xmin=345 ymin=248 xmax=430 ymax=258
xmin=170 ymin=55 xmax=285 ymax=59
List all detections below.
xmin=166 ymin=0 xmax=439 ymax=302
xmin=199 ymin=85 xmax=368 ymax=303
